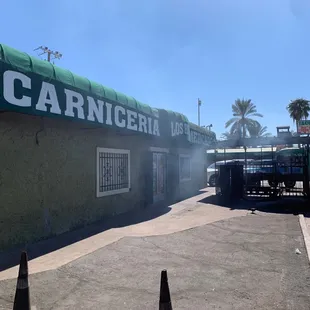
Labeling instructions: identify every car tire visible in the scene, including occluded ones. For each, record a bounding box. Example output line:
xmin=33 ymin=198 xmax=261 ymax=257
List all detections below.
xmin=209 ymin=175 xmax=217 ymax=187
xmin=268 ymin=180 xmax=278 ymax=187
xmin=284 ymin=180 xmax=296 ymax=188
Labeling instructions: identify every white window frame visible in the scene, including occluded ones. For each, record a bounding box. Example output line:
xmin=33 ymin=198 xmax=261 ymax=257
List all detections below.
xmin=149 ymin=147 xmax=169 ymax=153
xmin=96 ymin=147 xmax=131 ymax=197
xmin=179 ymin=154 xmax=191 ymax=182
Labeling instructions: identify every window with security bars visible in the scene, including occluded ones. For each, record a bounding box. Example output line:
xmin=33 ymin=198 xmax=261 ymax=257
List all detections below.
xmin=96 ymin=148 xmax=130 ymax=197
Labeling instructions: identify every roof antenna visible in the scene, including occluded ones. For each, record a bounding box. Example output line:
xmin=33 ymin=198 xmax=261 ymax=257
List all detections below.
xmin=34 ymin=46 xmax=63 ymax=63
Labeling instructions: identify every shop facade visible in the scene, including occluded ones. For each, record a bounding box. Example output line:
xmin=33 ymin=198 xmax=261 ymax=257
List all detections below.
xmin=0 ymin=44 xmax=216 ymax=251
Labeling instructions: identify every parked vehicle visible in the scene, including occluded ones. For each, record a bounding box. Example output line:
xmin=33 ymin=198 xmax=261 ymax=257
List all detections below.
xmin=274 ymin=147 xmax=305 ymax=188
xmin=207 ymin=161 xmax=232 ymax=186
xmin=207 ymin=159 xmax=254 ymax=186
xmin=245 ymin=159 xmax=276 ymax=186
xmin=246 ymin=155 xmax=304 ymax=188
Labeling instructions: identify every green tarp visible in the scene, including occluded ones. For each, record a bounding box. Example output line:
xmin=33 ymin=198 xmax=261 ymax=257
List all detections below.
xmin=0 ymin=43 xmax=216 ymax=143
xmin=0 ymin=44 xmax=157 ymax=118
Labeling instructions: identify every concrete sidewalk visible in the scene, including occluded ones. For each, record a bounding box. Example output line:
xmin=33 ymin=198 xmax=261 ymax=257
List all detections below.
xmin=1 ymin=206 xmax=309 ymax=309
xmin=0 ymin=188 xmax=248 ymax=280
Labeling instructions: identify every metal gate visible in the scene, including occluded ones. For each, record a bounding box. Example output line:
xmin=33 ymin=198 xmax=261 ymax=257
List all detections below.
xmin=243 ymin=146 xmax=309 ymax=199
xmin=213 ymin=143 xmax=310 ymax=203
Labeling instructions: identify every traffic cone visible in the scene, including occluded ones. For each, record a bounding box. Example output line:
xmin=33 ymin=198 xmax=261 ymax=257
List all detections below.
xmin=13 ymin=251 xmax=30 ymax=310
xmin=159 ymin=269 xmax=172 ymax=310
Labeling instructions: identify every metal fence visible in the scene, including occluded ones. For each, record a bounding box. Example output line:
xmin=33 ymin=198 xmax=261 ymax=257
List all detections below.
xmin=213 ymin=155 xmax=309 ymax=201
xmin=243 ymin=159 xmax=308 ymax=199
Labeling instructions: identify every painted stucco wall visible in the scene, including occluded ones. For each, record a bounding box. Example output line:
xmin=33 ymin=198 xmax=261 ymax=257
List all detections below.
xmin=0 ymin=112 xmax=150 ymax=251
xmin=177 ymin=147 xmax=206 ymax=201
xmin=0 ymin=112 xmax=207 ymax=251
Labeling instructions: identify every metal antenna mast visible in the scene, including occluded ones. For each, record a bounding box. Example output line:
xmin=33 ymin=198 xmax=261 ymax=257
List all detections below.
xmin=34 ymin=46 xmax=62 ymax=63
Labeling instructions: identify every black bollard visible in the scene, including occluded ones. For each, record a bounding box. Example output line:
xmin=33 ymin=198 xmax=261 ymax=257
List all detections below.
xmin=159 ymin=270 xmax=172 ymax=310
xmin=13 ymin=251 xmax=30 ymax=310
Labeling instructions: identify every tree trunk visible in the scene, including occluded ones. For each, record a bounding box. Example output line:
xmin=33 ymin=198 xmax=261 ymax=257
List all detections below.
xmin=242 ymin=124 xmax=246 ymax=138
xmin=296 ymin=121 xmax=300 ymax=148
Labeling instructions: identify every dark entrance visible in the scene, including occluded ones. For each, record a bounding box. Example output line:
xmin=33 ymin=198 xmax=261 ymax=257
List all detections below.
xmin=152 ymin=152 xmax=167 ymax=203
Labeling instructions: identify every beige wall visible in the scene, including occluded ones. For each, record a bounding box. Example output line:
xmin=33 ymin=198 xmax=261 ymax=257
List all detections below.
xmin=0 ymin=113 xmax=148 ymax=250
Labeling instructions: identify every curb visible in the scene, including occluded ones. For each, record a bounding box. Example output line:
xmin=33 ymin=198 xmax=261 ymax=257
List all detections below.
xmin=298 ymin=214 xmax=310 ymax=264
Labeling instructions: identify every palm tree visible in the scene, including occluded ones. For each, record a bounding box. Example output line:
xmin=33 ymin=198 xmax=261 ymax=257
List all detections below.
xmin=220 ymin=128 xmax=242 ymax=140
xmin=225 ymin=98 xmax=263 ymax=138
xmin=287 ymin=98 xmax=310 ymax=132
xmin=221 ymin=132 xmax=231 ymax=140
xmin=220 ymin=131 xmax=236 ymax=140
xmin=248 ymin=121 xmax=272 ymax=138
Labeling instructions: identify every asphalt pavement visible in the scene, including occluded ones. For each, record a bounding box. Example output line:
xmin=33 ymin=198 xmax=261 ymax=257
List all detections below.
xmin=1 ymin=211 xmax=310 ymax=309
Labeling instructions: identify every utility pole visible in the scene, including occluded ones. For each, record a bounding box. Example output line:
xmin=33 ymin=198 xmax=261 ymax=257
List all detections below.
xmin=197 ymin=98 xmax=202 ymax=126
xmin=34 ymin=46 xmax=62 ymax=63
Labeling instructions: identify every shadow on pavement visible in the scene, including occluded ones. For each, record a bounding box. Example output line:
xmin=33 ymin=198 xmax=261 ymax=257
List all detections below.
xmin=0 ymin=188 xmax=208 ymax=272
xmin=0 ymin=202 xmax=171 ymax=272
xmin=198 ymin=194 xmax=309 ymax=216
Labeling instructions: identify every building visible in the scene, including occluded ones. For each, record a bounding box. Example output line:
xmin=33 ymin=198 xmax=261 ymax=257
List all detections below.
xmin=0 ymin=44 xmax=216 ymax=251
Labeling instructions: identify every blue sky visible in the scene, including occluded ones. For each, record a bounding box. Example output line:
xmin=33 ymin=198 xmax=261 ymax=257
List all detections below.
xmin=2 ymin=0 xmax=310 ymax=137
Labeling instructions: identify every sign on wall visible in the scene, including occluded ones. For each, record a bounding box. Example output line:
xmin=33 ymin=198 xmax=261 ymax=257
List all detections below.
xmin=0 ymin=62 xmax=216 ymax=146
xmin=298 ymin=120 xmax=310 ymax=134
xmin=170 ymin=120 xmax=216 ymax=147
xmin=0 ymin=65 xmax=160 ymax=137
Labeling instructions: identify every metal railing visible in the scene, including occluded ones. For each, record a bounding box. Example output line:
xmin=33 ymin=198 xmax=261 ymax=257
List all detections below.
xmin=244 ymin=160 xmax=308 ymax=198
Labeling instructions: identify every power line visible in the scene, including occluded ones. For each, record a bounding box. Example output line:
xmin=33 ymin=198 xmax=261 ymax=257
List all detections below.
xmin=34 ymin=46 xmax=62 ymax=63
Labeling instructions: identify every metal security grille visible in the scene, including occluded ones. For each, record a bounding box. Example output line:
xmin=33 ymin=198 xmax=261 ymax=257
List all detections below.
xmin=98 ymin=151 xmax=129 ymax=193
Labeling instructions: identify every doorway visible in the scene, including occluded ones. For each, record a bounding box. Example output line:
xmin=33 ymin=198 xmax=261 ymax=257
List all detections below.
xmin=152 ymin=152 xmax=167 ymax=203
